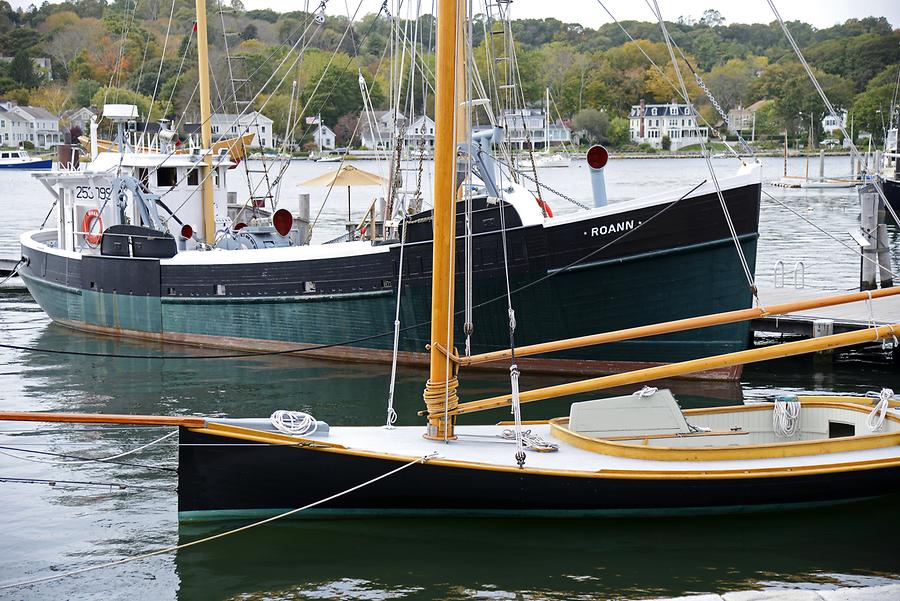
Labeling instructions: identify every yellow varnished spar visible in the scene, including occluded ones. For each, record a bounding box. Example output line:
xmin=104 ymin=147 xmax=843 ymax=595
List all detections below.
xmin=422 ymin=0 xmax=464 ymax=440
xmin=433 ymin=322 xmax=900 ymax=418
xmin=195 ymin=0 xmax=216 ymax=244
xmin=456 ymin=286 xmax=900 ymax=366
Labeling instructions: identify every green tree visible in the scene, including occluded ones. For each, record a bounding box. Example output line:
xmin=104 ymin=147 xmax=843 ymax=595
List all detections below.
xmin=606 ymin=116 xmax=630 ymax=147
xmin=73 ymin=78 xmax=101 ymax=107
xmin=573 ymin=108 xmax=609 ymax=145
xmin=9 ymin=51 xmax=38 ymax=88
xmin=661 ymin=134 xmax=671 ymax=150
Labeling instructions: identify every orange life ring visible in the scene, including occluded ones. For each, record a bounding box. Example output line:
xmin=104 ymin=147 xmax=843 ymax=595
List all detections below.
xmin=82 ymin=209 xmax=103 ymax=247
xmin=536 ymin=197 xmax=553 ymax=218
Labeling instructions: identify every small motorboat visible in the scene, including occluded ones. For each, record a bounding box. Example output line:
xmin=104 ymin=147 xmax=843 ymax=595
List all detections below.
xmin=0 ymin=149 xmax=52 ymax=170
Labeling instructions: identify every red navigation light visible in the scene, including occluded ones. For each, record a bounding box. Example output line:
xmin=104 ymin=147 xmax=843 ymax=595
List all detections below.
xmin=586 ymin=145 xmax=609 ymax=170
xmin=180 ymin=224 xmax=193 ymax=240
xmin=273 ymin=208 xmax=294 ymax=237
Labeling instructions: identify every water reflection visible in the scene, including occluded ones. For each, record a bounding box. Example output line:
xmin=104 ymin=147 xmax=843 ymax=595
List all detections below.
xmin=175 ymin=498 xmax=900 ymax=600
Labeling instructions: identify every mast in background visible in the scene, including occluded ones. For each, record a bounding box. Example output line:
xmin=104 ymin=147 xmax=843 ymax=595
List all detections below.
xmin=195 ymin=0 xmax=215 ymax=243
xmin=423 ymin=0 xmax=463 ymax=440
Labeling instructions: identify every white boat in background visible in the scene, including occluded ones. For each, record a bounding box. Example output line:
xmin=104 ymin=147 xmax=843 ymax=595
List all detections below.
xmin=531 ymin=152 xmax=572 ymax=168
xmin=0 ymin=149 xmax=52 ymax=170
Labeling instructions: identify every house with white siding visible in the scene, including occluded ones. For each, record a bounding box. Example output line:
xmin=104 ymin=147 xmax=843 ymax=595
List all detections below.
xmin=0 ymin=106 xmax=30 ymax=146
xmin=208 ymin=111 xmax=274 ymax=148
xmin=8 ymin=105 xmax=62 ymax=148
xmin=629 ymin=100 xmax=708 ymax=150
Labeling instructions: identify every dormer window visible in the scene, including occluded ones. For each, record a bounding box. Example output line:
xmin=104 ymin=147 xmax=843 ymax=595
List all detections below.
xmin=651 ymin=108 xmax=657 ymax=116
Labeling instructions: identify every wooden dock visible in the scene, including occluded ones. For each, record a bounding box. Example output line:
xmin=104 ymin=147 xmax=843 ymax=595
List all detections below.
xmin=752 ymin=285 xmax=900 ymax=337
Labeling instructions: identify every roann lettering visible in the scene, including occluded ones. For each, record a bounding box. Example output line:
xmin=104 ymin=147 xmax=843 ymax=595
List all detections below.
xmin=589 ymin=220 xmax=635 ymax=237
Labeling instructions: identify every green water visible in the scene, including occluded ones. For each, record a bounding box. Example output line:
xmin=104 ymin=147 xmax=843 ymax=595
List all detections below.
xmin=1 ymin=291 xmax=900 ymax=600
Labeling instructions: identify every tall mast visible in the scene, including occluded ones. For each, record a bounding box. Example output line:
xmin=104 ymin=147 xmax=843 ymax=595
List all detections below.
xmin=423 ymin=0 xmax=463 ymax=440
xmin=195 ymin=0 xmax=215 ymax=243
xmin=545 ymin=87 xmax=550 ymax=151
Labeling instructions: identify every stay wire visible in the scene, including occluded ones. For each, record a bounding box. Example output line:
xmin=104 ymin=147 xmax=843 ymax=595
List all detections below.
xmin=0 ymin=453 xmax=434 ymax=592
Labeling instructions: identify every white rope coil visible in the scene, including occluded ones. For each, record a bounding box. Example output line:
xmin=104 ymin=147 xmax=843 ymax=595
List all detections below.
xmin=499 ymin=428 xmax=559 ymax=452
xmin=270 ymin=410 xmax=318 ymax=436
xmin=633 ymin=386 xmax=658 ymax=398
xmin=865 ymin=388 xmax=893 ymax=432
xmin=773 ymin=398 xmax=801 ymax=438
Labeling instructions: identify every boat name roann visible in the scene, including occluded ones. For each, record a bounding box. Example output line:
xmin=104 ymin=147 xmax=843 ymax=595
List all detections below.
xmin=589 ymin=220 xmax=635 ymax=237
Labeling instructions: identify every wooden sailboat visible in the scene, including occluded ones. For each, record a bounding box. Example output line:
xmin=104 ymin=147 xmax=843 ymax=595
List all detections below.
xmin=77 ymin=132 xmax=256 ymax=166
xmin=6 ymin=0 xmax=900 ymax=520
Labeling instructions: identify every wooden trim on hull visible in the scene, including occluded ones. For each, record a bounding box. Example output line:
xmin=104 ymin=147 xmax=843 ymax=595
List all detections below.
xmin=53 ymin=318 xmax=743 ymax=381
xmin=189 ymin=421 xmax=900 ymax=480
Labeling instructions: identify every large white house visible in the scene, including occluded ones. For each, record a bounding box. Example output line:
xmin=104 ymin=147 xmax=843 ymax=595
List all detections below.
xmin=0 ymin=106 xmax=30 ymax=146
xmin=7 ymin=105 xmax=62 ymax=148
xmin=629 ymin=100 xmax=708 ymax=150
xmin=208 ymin=111 xmax=274 ymax=148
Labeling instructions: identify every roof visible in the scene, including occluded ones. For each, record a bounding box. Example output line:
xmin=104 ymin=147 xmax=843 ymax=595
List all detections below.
xmin=210 ymin=111 xmax=273 ymax=124
xmin=747 ymin=99 xmax=769 ymax=112
xmin=629 ymin=104 xmax=695 ymax=118
xmin=14 ymin=106 xmax=56 ymax=120
xmin=0 ymin=107 xmax=27 ymax=123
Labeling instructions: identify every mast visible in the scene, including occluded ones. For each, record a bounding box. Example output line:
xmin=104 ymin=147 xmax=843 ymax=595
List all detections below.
xmin=195 ymin=0 xmax=215 ymax=243
xmin=423 ymin=0 xmax=463 ymax=440
xmin=545 ymin=87 xmax=550 ymax=152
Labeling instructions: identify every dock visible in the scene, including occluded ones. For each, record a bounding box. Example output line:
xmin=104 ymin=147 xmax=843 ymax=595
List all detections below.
xmin=752 ymin=284 xmax=900 ymax=337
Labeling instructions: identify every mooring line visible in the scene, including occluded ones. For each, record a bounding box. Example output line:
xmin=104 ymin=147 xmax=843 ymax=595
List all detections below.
xmin=0 ymin=452 xmax=436 ymax=591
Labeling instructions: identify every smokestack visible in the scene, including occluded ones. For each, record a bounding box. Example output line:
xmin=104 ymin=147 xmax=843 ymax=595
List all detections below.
xmin=587 ymin=145 xmax=609 ymax=208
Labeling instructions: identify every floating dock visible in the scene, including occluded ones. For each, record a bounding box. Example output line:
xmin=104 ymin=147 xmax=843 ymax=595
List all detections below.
xmin=752 ymin=284 xmax=900 ymax=337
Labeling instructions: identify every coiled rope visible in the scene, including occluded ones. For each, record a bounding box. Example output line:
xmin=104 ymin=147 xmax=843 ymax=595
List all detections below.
xmin=773 ymin=397 xmax=801 ymax=438
xmin=269 ymin=410 xmax=318 ymax=436
xmin=865 ymin=388 xmax=894 ymax=432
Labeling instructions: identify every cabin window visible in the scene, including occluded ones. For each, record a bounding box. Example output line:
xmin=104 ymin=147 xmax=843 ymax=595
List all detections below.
xmin=137 ymin=168 xmax=149 ymax=188
xmin=0 ymin=152 xmax=7 ymax=159
xmin=828 ymin=421 xmax=855 ymax=438
xmin=157 ymin=167 xmax=177 ymax=187
xmin=187 ymin=169 xmax=199 ymax=186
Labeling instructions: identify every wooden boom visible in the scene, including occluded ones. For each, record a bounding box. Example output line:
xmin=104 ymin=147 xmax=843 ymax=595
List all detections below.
xmin=457 ymin=286 xmax=900 ymax=366
xmin=0 ymin=412 xmax=206 ymax=427
xmin=430 ymin=322 xmax=900 ymax=418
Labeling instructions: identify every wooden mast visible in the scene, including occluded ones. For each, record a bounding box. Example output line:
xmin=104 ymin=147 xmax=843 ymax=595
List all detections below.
xmin=195 ymin=0 xmax=216 ymax=243
xmin=423 ymin=0 xmax=463 ymax=440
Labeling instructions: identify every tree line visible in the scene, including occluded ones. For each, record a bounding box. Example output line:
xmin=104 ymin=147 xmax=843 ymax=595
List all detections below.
xmin=0 ymin=1 xmax=897 ymax=149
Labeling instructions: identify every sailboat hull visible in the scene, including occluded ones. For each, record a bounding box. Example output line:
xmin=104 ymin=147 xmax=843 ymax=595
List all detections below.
xmin=177 ymin=427 xmax=900 ymax=520
xmin=20 ymin=179 xmax=760 ymax=377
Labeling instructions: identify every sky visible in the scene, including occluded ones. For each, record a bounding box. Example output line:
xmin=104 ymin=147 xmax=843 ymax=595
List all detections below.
xmin=5 ymin=0 xmax=900 ymax=30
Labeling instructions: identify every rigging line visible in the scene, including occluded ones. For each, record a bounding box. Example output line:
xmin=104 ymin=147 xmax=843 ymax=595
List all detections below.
xmin=142 ymin=0 xmax=178 ymax=142
xmin=0 ymin=430 xmax=177 ymax=466
xmin=0 ymin=258 xmax=24 ymax=287
xmin=0 ymin=442 xmax=176 ymax=472
xmin=649 ymin=0 xmax=757 ymax=298
xmin=593 ymin=0 xmax=742 ymax=163
xmin=160 ymin=17 xmax=344 ymax=224
xmin=146 ymin=3 xmax=332 ymax=194
xmin=10 ymin=183 xmax=706 ymax=364
xmin=166 ymin=19 xmax=194 ymax=110
xmin=765 ymin=0 xmax=900 ymax=225
xmin=0 ymin=476 xmax=175 ymax=493
xmin=0 ymin=453 xmax=436 ymax=592
xmin=761 ymin=189 xmax=899 ymax=279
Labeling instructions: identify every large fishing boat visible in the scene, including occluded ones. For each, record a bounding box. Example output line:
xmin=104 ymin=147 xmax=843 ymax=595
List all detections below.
xmin=18 ymin=139 xmax=761 ymax=377
xmin=17 ymin=0 xmax=759 ymax=379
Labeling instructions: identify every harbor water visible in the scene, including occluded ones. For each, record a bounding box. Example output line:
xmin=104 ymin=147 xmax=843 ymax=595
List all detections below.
xmin=1 ymin=156 xmax=899 ymax=600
